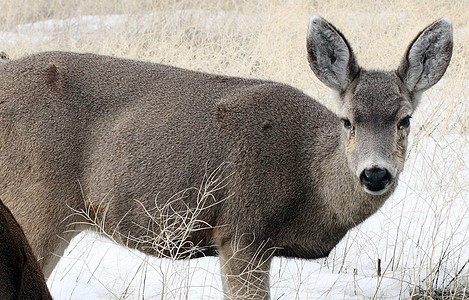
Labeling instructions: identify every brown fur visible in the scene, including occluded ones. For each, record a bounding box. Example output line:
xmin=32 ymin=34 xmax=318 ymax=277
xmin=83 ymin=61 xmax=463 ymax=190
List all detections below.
xmin=0 ymin=199 xmax=52 ymax=299
xmin=0 ymin=17 xmax=452 ymax=299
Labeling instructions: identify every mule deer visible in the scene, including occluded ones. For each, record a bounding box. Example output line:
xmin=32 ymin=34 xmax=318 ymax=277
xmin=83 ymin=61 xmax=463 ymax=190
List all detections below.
xmin=0 ymin=16 xmax=452 ymax=299
xmin=0 ymin=199 xmax=52 ymax=299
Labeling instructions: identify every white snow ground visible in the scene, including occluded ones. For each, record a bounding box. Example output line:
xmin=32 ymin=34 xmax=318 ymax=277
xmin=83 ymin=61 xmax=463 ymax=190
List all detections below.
xmin=1 ymin=13 xmax=468 ymax=300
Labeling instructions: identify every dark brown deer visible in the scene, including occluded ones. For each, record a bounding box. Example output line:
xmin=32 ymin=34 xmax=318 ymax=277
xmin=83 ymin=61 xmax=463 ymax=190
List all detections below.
xmin=0 ymin=199 xmax=52 ymax=299
xmin=0 ymin=16 xmax=452 ymax=299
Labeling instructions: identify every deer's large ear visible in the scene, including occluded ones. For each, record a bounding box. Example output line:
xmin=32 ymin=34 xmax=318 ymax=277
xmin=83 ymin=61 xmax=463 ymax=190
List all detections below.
xmin=397 ymin=18 xmax=453 ymax=96
xmin=306 ymin=15 xmax=360 ymax=93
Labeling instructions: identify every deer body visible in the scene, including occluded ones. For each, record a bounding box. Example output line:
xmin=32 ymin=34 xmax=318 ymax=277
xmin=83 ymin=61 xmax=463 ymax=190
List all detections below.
xmin=0 ymin=17 xmax=452 ymax=299
xmin=0 ymin=199 xmax=52 ymax=299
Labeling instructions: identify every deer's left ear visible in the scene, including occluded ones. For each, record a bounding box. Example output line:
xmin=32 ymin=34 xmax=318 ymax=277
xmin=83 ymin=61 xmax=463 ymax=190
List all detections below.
xmin=397 ymin=18 xmax=453 ymax=97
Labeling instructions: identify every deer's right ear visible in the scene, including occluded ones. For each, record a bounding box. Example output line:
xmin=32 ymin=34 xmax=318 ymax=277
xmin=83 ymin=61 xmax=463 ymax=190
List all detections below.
xmin=397 ymin=18 xmax=453 ymax=98
xmin=306 ymin=16 xmax=360 ymax=93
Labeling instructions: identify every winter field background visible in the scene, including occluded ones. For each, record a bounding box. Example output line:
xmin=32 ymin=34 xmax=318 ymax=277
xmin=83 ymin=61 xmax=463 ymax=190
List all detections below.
xmin=1 ymin=1 xmax=468 ymax=299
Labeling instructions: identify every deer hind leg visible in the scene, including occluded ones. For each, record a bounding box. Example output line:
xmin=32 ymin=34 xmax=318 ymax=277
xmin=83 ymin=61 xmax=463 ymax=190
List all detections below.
xmin=25 ymin=206 xmax=88 ymax=280
xmin=42 ymin=223 xmax=90 ymax=279
xmin=3 ymin=181 xmax=88 ymax=280
xmin=218 ymin=236 xmax=274 ymax=300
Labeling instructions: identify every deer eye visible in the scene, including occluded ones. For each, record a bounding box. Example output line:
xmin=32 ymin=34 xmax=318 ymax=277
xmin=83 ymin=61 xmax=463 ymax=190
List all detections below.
xmin=342 ymin=118 xmax=353 ymax=130
xmin=398 ymin=116 xmax=411 ymax=129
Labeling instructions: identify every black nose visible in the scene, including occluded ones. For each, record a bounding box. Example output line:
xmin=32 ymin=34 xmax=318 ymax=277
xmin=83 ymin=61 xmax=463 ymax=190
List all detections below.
xmin=359 ymin=167 xmax=392 ymax=192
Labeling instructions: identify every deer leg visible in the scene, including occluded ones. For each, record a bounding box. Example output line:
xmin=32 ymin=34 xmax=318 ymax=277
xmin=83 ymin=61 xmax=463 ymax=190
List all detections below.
xmin=218 ymin=237 xmax=273 ymax=300
xmin=2 ymin=180 xmax=88 ymax=279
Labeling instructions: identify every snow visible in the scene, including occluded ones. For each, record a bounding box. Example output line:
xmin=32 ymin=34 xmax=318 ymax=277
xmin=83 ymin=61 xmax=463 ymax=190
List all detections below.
xmin=1 ymin=13 xmax=467 ymax=300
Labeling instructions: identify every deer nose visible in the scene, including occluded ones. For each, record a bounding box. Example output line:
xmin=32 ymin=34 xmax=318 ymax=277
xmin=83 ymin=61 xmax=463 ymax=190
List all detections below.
xmin=359 ymin=167 xmax=392 ymax=193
